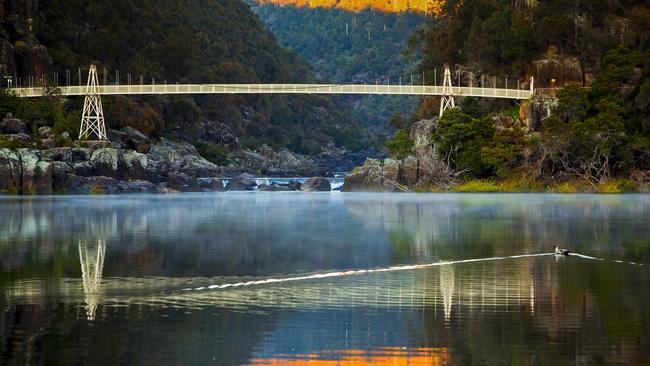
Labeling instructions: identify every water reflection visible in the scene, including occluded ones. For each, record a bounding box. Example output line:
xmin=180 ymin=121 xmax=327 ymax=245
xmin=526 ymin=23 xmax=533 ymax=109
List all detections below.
xmin=78 ymin=239 xmax=106 ymax=320
xmin=1 ymin=193 xmax=650 ymax=365
xmin=246 ymin=347 xmax=450 ymax=366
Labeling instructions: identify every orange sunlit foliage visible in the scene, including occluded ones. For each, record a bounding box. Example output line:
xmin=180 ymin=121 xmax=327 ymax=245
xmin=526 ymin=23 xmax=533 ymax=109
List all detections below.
xmin=254 ymin=0 xmax=445 ymax=15
xmin=246 ymin=347 xmax=450 ymax=366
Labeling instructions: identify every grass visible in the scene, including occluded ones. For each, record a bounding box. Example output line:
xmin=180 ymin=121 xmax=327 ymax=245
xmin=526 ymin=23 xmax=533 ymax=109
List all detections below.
xmin=418 ymin=177 xmax=643 ymax=194
xmin=451 ymin=180 xmax=502 ymax=192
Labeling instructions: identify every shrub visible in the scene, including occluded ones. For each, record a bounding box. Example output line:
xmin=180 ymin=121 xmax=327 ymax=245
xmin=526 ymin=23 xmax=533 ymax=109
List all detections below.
xmin=194 ymin=141 xmax=229 ymax=166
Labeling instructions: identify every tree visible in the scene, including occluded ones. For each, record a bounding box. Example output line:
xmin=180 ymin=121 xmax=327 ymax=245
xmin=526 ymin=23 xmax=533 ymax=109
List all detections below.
xmin=385 ymin=129 xmax=414 ymax=161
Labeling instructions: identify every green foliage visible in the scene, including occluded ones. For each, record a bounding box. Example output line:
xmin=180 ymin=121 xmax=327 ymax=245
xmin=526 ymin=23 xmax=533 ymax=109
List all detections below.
xmin=385 ymin=129 xmax=414 ymax=161
xmin=194 ymin=141 xmax=229 ymax=166
xmin=434 ymin=108 xmax=530 ymax=177
xmin=35 ymin=0 xmax=367 ymax=154
xmin=0 ymin=92 xmax=78 ymax=137
xmin=251 ymin=5 xmax=424 ymax=131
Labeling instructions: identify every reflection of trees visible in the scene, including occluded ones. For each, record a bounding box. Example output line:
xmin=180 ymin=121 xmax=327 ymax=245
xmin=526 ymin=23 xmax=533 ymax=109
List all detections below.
xmin=79 ymin=239 xmax=106 ymax=321
xmin=344 ymin=194 xmax=650 ymax=263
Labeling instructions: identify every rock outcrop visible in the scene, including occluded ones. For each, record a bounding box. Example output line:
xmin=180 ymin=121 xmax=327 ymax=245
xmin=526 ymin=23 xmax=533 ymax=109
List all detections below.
xmin=0 ymin=116 xmax=29 ymax=134
xmin=300 ymin=177 xmax=331 ymax=192
xmin=225 ymin=173 xmax=257 ymax=191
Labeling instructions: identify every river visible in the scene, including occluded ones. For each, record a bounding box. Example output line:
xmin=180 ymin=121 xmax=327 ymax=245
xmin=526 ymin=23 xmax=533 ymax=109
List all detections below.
xmin=1 ymin=193 xmax=649 ymax=365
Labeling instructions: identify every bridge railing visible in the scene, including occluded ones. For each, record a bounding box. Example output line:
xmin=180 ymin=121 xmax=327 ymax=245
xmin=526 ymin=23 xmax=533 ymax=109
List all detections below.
xmin=7 ymin=83 xmax=533 ymax=100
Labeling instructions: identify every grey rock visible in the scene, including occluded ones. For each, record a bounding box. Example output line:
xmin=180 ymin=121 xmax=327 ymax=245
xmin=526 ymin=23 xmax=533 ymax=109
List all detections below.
xmin=0 ymin=149 xmax=22 ymax=193
xmin=37 ymin=126 xmax=52 ymax=137
xmin=18 ymin=149 xmax=52 ymax=194
xmin=167 ymin=172 xmax=198 ymax=192
xmin=68 ymin=176 xmax=156 ymax=194
xmin=120 ymin=126 xmax=152 ymax=153
xmin=226 ymin=173 xmax=257 ymax=191
xmin=301 ymin=177 xmax=331 ymax=192
xmin=0 ymin=117 xmax=28 ymax=134
xmin=123 ymin=150 xmax=148 ymax=180
xmin=90 ymin=148 xmax=125 ymax=179
xmin=198 ymin=177 xmax=226 ymax=191
xmin=51 ymin=161 xmax=73 ymax=193
xmin=342 ymin=159 xmax=400 ymax=192
xmin=258 ymin=183 xmax=292 ymax=192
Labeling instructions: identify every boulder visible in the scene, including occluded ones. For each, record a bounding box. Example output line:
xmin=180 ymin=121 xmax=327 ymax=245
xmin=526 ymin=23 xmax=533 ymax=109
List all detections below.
xmin=123 ymin=151 xmax=148 ymax=180
xmin=51 ymin=161 xmax=73 ymax=193
xmin=167 ymin=172 xmax=198 ymax=192
xmin=68 ymin=176 xmax=156 ymax=194
xmin=0 ymin=149 xmax=22 ymax=193
xmin=301 ymin=177 xmax=331 ymax=192
xmin=226 ymin=173 xmax=257 ymax=191
xmin=90 ymin=148 xmax=125 ymax=179
xmin=258 ymin=183 xmax=292 ymax=192
xmin=18 ymin=149 xmax=52 ymax=195
xmin=197 ymin=178 xmax=226 ymax=191
xmin=342 ymin=159 xmax=400 ymax=192
xmin=37 ymin=126 xmax=52 ymax=137
xmin=200 ymin=121 xmax=240 ymax=151
xmin=287 ymin=181 xmax=302 ymax=191
xmin=147 ymin=137 xmax=219 ymax=179
xmin=0 ymin=116 xmax=28 ymax=134
xmin=120 ymin=126 xmax=152 ymax=153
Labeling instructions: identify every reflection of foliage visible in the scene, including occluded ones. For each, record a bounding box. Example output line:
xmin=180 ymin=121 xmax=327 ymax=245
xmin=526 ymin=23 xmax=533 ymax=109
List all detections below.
xmin=387 ymin=229 xmax=414 ymax=263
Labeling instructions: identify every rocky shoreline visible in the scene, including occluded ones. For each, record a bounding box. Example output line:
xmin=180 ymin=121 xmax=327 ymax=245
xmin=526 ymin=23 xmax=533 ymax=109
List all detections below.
xmin=0 ymin=140 xmax=346 ymax=195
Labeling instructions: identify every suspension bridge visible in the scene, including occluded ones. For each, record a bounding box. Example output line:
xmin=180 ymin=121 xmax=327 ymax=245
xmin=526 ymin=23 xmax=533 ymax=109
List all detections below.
xmin=6 ymin=64 xmax=535 ymax=141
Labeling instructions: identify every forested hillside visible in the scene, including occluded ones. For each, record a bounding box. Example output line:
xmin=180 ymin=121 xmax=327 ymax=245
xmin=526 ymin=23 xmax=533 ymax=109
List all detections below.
xmin=395 ymin=0 xmax=650 ymax=190
xmin=251 ymin=4 xmax=427 ymax=132
xmin=0 ymin=0 xmax=368 ymax=154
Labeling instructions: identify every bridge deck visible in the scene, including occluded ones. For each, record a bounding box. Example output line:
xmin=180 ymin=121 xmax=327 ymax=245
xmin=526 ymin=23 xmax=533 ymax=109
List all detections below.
xmin=8 ymin=84 xmax=533 ymax=100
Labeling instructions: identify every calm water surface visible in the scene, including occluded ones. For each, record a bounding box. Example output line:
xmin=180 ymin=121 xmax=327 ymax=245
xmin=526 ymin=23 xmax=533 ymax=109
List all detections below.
xmin=1 ymin=193 xmax=650 ymax=365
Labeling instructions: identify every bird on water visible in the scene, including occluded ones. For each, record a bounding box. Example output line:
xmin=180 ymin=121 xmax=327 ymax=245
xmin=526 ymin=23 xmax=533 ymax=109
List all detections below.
xmin=553 ymin=245 xmax=570 ymax=256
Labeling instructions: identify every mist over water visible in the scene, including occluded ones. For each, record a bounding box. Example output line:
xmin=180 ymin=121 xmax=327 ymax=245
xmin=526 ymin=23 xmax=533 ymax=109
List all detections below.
xmin=1 ymin=193 xmax=650 ymax=365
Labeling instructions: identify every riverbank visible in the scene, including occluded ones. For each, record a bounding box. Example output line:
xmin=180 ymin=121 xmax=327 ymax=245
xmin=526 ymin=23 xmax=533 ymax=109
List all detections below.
xmin=341 ymin=158 xmax=649 ymax=194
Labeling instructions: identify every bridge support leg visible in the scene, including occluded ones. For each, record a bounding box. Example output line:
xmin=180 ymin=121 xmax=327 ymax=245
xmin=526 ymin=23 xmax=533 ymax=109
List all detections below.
xmin=439 ymin=66 xmax=455 ymax=117
xmin=79 ymin=64 xmax=107 ymax=141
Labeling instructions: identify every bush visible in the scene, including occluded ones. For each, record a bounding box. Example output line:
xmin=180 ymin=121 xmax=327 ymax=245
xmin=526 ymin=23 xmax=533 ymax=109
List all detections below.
xmin=617 ymin=179 xmax=639 ymax=193
xmin=194 ymin=141 xmax=229 ymax=166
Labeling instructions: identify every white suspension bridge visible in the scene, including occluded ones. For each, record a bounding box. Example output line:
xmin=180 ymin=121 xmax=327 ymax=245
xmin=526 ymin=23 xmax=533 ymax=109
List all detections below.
xmin=6 ymin=64 xmax=535 ymax=141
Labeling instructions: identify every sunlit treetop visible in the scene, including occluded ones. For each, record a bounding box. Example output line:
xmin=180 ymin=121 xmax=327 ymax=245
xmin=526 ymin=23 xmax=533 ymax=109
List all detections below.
xmin=254 ymin=0 xmax=445 ymax=14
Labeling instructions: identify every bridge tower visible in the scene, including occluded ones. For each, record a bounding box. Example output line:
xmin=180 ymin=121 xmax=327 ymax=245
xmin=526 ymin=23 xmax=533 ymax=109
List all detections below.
xmin=78 ymin=65 xmax=107 ymax=141
xmin=439 ymin=66 xmax=455 ymax=117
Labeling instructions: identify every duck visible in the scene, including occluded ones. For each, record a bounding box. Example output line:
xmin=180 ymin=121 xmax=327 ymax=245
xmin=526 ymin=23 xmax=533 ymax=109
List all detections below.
xmin=553 ymin=245 xmax=570 ymax=256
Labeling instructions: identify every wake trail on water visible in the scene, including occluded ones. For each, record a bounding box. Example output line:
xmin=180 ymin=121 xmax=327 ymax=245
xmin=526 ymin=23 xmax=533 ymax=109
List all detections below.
xmin=181 ymin=252 xmax=644 ymax=292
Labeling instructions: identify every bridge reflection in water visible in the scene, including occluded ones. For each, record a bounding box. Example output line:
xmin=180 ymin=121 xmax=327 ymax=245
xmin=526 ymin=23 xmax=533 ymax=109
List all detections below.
xmin=7 ymin=248 xmax=542 ymax=323
xmin=78 ymin=239 xmax=106 ymax=321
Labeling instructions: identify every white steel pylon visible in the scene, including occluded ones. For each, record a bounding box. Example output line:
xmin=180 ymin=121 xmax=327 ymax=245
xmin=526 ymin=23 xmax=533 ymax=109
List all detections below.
xmin=439 ymin=66 xmax=455 ymax=117
xmin=79 ymin=64 xmax=107 ymax=140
